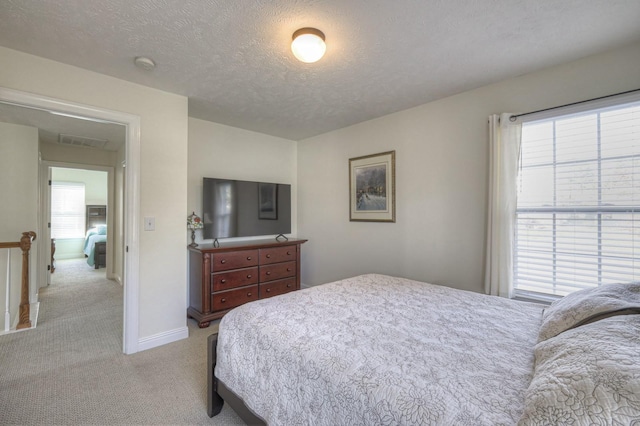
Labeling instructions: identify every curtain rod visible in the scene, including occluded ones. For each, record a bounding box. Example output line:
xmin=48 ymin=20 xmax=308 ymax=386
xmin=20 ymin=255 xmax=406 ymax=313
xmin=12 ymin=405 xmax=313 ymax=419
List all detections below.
xmin=509 ymin=88 xmax=640 ymax=122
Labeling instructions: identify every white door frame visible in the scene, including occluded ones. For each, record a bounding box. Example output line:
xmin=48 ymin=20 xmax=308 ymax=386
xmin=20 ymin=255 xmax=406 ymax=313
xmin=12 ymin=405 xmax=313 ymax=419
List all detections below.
xmin=43 ymin=162 xmax=115 ymax=278
xmin=0 ymin=86 xmax=141 ymax=354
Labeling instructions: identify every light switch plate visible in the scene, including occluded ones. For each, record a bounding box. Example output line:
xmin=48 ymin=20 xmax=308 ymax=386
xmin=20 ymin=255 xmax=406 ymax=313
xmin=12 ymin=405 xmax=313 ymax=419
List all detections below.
xmin=144 ymin=217 xmax=155 ymax=231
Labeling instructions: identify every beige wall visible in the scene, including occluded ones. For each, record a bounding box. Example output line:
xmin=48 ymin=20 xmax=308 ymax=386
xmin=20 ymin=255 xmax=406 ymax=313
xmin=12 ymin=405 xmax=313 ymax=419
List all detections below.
xmin=0 ymin=121 xmax=38 ymax=330
xmin=187 ymin=117 xmax=297 ymax=245
xmin=297 ymin=41 xmax=640 ymax=292
xmin=0 ymin=46 xmax=189 ymax=341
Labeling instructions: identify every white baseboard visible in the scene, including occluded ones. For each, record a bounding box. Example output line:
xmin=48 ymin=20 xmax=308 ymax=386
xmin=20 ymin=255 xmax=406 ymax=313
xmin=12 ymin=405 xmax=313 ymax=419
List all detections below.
xmin=109 ymin=272 xmax=122 ymax=285
xmin=137 ymin=326 xmax=189 ymax=352
xmin=301 ymin=282 xmax=312 ymax=289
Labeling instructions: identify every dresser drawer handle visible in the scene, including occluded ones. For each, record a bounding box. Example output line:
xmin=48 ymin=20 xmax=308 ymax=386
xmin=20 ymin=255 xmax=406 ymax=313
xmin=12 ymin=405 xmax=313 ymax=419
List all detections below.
xmin=266 ymin=271 xmax=271 ymax=275
xmin=221 ymin=279 xmax=226 ymax=284
xmin=221 ymin=298 xmax=226 ymax=303
xmin=287 ymin=251 xmax=291 ymax=255
xmin=247 ymin=274 xmax=252 ymax=279
xmin=266 ymin=288 xmax=271 ymax=293
xmin=247 ymin=256 xmax=252 ymax=260
xmin=247 ymin=292 xmax=252 ymax=297
xmin=266 ymin=254 xmax=271 ymax=258
xmin=286 ymin=284 xmax=292 ymax=288
xmin=220 ymin=260 xmax=226 ymax=264
xmin=287 ymin=268 xmax=291 ymax=272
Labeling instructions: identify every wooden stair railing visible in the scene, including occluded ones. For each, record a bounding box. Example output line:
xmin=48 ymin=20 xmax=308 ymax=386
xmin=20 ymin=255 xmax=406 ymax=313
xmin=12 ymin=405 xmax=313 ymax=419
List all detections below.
xmin=0 ymin=231 xmax=36 ymax=330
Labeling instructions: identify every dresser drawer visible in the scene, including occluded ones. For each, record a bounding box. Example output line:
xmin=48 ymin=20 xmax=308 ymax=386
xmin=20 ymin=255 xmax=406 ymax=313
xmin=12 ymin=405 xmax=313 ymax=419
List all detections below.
xmin=260 ymin=246 xmax=297 ymax=265
xmin=211 ymin=285 xmax=259 ymax=311
xmin=212 ymin=267 xmax=259 ymax=292
xmin=211 ymin=250 xmax=259 ymax=272
xmin=260 ymin=261 xmax=296 ymax=282
xmin=260 ymin=278 xmax=296 ymax=299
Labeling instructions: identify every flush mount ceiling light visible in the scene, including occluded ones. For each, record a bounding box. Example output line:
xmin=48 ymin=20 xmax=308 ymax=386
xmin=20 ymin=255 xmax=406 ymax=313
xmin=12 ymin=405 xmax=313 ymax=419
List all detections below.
xmin=291 ymin=28 xmax=326 ymax=63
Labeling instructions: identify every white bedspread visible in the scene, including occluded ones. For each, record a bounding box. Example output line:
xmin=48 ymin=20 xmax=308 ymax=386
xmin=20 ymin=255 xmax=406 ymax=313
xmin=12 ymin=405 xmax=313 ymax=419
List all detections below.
xmin=216 ymin=274 xmax=544 ymax=425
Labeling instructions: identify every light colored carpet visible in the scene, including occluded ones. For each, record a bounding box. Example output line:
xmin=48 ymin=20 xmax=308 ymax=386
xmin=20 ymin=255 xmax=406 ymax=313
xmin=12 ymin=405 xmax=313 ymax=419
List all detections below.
xmin=0 ymin=258 xmax=245 ymax=425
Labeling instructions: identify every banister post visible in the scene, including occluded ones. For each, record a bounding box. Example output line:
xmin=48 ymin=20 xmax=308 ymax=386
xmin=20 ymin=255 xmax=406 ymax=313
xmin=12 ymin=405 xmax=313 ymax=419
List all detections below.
xmin=16 ymin=231 xmax=36 ymax=330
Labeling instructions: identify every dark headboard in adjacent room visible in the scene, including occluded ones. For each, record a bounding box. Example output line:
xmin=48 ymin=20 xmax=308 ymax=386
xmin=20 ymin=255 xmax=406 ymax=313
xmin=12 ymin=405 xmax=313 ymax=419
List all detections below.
xmin=86 ymin=205 xmax=107 ymax=232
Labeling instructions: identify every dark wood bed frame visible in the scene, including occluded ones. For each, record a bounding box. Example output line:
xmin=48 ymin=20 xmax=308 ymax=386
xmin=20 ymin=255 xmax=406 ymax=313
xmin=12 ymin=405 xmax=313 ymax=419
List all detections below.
xmin=207 ymin=333 xmax=266 ymax=425
xmin=86 ymin=205 xmax=107 ymax=269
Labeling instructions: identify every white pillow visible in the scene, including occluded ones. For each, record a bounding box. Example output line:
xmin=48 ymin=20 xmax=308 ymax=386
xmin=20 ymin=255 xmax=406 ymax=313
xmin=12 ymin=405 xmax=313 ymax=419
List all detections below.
xmin=519 ymin=315 xmax=640 ymax=425
xmin=537 ymin=282 xmax=640 ymax=342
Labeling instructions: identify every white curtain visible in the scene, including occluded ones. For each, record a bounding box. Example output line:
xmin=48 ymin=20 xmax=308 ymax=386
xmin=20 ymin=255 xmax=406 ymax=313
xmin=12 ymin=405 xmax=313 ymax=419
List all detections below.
xmin=485 ymin=113 xmax=522 ymax=298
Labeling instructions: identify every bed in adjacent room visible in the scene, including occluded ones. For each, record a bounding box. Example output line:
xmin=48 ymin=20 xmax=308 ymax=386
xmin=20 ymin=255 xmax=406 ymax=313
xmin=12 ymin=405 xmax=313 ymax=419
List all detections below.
xmin=84 ymin=204 xmax=107 ymax=269
xmin=83 ymin=226 xmax=106 ymax=268
xmin=208 ymin=274 xmax=640 ymax=425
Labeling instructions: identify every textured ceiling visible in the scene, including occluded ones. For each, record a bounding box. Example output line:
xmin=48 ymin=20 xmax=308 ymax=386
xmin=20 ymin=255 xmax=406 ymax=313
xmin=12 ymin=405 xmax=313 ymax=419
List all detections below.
xmin=1 ymin=0 xmax=640 ymax=140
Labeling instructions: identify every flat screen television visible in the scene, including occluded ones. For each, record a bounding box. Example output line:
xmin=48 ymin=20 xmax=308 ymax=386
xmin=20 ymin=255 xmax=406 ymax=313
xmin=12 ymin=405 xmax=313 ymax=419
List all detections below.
xmin=202 ymin=177 xmax=291 ymax=240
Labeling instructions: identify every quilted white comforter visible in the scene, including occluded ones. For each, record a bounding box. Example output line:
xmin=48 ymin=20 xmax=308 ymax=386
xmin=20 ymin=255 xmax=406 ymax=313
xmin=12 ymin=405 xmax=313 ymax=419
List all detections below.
xmin=215 ymin=274 xmax=544 ymax=425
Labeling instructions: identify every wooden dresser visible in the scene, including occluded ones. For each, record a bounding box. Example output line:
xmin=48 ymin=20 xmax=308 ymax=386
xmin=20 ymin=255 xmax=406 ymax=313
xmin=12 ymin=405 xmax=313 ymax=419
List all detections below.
xmin=188 ymin=238 xmax=307 ymax=328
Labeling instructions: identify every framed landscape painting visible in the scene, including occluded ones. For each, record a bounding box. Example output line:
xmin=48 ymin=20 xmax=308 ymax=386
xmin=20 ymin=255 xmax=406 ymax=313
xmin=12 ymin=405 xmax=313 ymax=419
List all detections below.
xmin=349 ymin=150 xmax=396 ymax=222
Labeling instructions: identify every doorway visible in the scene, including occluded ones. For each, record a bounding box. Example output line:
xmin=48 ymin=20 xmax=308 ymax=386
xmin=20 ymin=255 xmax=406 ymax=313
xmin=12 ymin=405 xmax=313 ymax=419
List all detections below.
xmin=0 ymin=86 xmax=141 ymax=354
xmin=48 ymin=166 xmax=111 ymax=281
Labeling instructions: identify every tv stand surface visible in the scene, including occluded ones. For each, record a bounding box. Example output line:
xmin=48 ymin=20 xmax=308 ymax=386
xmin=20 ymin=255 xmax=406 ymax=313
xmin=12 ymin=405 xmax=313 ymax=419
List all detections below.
xmin=187 ymin=238 xmax=307 ymax=327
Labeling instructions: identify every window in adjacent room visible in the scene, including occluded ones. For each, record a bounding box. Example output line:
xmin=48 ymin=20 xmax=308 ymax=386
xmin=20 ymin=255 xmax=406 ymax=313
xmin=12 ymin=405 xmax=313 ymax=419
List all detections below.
xmin=515 ymin=96 xmax=639 ymax=297
xmin=51 ymin=182 xmax=86 ymax=239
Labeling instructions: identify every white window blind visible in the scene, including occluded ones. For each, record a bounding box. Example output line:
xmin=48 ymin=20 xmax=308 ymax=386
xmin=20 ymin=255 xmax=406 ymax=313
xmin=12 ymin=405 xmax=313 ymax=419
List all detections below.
xmin=515 ymin=98 xmax=639 ymax=297
xmin=51 ymin=182 xmax=85 ymax=239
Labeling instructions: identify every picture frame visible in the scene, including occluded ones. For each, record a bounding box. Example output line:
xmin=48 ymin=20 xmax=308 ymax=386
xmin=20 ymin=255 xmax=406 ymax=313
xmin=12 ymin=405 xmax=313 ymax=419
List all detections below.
xmin=349 ymin=150 xmax=396 ymax=222
xmin=258 ymin=182 xmax=278 ymax=220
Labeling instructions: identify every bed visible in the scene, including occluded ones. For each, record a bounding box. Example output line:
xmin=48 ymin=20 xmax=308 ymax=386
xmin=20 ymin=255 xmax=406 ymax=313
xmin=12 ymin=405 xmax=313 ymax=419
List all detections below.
xmin=84 ymin=205 xmax=107 ymax=269
xmin=208 ymin=274 xmax=640 ymax=425
xmin=83 ymin=226 xmax=106 ymax=268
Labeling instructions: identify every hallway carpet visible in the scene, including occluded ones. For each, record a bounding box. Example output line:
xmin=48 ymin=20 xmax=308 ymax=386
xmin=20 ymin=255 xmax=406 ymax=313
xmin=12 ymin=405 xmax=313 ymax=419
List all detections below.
xmin=0 ymin=259 xmax=244 ymax=425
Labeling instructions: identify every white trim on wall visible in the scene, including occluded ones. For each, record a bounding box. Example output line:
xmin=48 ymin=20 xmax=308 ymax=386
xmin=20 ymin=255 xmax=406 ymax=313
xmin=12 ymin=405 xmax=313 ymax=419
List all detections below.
xmin=137 ymin=326 xmax=189 ymax=352
xmin=0 ymin=86 xmax=141 ymax=354
xmin=44 ymin=162 xmax=114 ymax=273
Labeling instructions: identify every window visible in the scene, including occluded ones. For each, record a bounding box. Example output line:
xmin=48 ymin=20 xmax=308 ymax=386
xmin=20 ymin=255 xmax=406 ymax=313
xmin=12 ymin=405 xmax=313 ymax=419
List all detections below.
xmin=51 ymin=182 xmax=85 ymax=238
xmin=515 ymin=98 xmax=639 ymax=297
